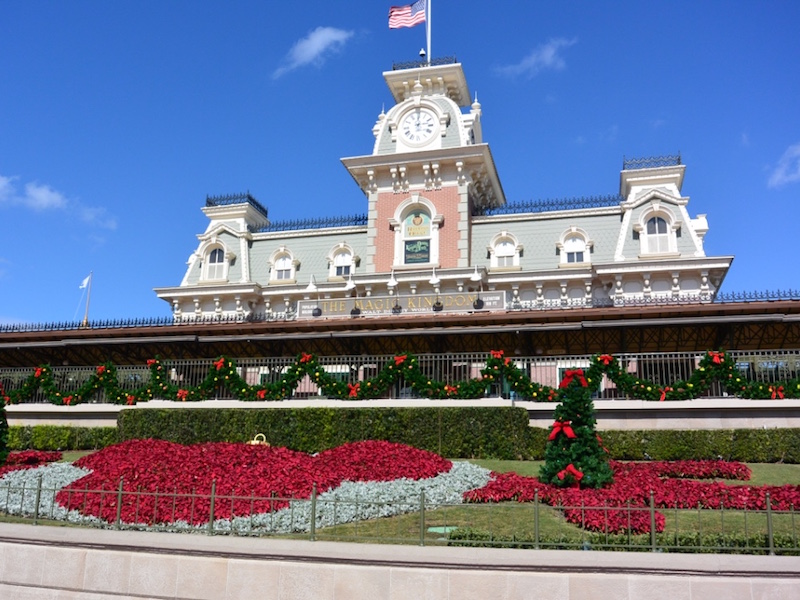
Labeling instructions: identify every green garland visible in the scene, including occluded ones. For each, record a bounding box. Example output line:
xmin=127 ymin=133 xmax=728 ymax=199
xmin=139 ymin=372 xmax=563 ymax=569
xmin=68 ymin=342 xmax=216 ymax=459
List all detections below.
xmin=2 ymin=350 xmax=799 ymax=406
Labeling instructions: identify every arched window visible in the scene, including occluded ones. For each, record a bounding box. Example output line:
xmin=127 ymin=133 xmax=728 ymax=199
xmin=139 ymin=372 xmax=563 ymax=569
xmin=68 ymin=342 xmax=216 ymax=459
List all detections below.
xmin=274 ymin=255 xmax=293 ymax=280
xmin=205 ymin=247 xmax=226 ymax=280
xmin=645 ymin=216 xmax=670 ymax=253
xmin=489 ymin=232 xmax=521 ymax=269
xmin=495 ymin=239 xmax=517 ymax=267
xmin=557 ymin=227 xmax=592 ymax=266
xmin=269 ymin=247 xmax=297 ymax=282
xmin=333 ymin=250 xmax=353 ymax=277
xmin=564 ymin=236 xmax=587 ymax=263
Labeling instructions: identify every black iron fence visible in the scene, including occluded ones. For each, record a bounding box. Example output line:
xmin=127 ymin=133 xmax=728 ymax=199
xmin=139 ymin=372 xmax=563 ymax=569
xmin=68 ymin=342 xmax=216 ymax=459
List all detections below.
xmin=2 ymin=478 xmax=796 ymax=555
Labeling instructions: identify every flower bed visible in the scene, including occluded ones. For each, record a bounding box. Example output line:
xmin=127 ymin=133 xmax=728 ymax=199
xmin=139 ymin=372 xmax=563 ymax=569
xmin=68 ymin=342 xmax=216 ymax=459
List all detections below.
xmin=0 ymin=440 xmax=490 ymax=533
xmin=465 ymin=460 xmax=800 ymax=534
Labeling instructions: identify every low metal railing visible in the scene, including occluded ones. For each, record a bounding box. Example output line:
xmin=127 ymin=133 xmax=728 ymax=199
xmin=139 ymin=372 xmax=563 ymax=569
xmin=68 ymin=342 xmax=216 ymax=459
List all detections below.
xmin=2 ymin=478 xmax=796 ymax=555
xmin=2 ymin=349 xmax=799 ymax=404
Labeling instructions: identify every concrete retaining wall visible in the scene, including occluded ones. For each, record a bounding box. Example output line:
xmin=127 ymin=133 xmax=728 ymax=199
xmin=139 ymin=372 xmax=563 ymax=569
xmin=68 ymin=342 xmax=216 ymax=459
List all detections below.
xmin=0 ymin=523 xmax=798 ymax=599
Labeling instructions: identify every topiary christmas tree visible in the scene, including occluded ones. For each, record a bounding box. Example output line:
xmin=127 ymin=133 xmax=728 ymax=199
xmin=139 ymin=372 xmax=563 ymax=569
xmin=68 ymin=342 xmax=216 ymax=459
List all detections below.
xmin=538 ymin=369 xmax=613 ymax=489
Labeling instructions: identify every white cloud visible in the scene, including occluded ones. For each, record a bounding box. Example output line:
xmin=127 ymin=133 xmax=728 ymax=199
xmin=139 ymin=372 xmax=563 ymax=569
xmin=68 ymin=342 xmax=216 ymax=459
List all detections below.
xmin=0 ymin=173 xmax=116 ymax=229
xmin=496 ymin=37 xmax=578 ymax=79
xmin=740 ymin=132 xmax=750 ymax=147
xmin=23 ymin=182 xmax=68 ymax=210
xmin=767 ymin=143 xmax=800 ymax=188
xmin=272 ymin=26 xmax=354 ymax=79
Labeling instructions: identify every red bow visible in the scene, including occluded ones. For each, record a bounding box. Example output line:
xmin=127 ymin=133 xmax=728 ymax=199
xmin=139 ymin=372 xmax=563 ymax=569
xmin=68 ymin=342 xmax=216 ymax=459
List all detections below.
xmin=504 ymin=357 xmax=512 ymax=366
xmin=771 ymin=386 xmax=785 ymax=400
xmin=708 ymin=351 xmax=724 ymax=365
xmin=659 ymin=386 xmax=673 ymax=402
xmin=34 ymin=367 xmax=43 ymax=378
xmin=557 ymin=463 xmax=584 ymax=484
xmin=548 ymin=420 xmax=577 ymax=441
xmin=300 ymin=353 xmax=313 ymax=363
xmin=598 ymin=354 xmax=614 ymax=365
xmin=444 ymin=384 xmax=457 ymax=395
xmin=147 ymin=359 xmax=157 ymax=367
xmin=394 ymin=354 xmax=407 ymax=366
xmin=559 ymin=369 xmax=587 ymax=388
xmin=96 ymin=365 xmax=106 ymax=375
xmin=63 ymin=395 xmax=73 ymax=406
xmin=177 ymin=389 xmax=189 ymax=401
xmin=126 ymin=395 xmax=136 ymax=406
xmin=214 ymin=358 xmax=226 ymax=370
xmin=256 ymin=389 xmax=267 ymax=400
xmin=348 ymin=383 xmax=360 ymax=398
xmin=490 ymin=349 xmax=504 ymax=359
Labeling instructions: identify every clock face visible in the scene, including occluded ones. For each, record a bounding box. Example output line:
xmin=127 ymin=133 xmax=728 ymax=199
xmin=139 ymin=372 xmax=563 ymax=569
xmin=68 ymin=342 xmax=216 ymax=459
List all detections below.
xmin=400 ymin=109 xmax=437 ymax=144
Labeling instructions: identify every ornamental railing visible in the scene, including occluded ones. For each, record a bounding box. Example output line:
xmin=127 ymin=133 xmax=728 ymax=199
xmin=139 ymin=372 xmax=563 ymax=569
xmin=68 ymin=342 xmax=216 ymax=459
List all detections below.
xmin=392 ymin=56 xmax=458 ymax=70
xmin=1 ymin=479 xmax=797 ymax=555
xmin=473 ymin=195 xmax=623 ymax=216
xmin=622 ymin=154 xmax=682 ymax=170
xmin=253 ymin=213 xmax=368 ymax=233
xmin=3 ymin=349 xmax=798 ymax=403
xmin=1 ymin=290 xmax=799 ymax=334
xmin=205 ymin=192 xmax=269 ymax=220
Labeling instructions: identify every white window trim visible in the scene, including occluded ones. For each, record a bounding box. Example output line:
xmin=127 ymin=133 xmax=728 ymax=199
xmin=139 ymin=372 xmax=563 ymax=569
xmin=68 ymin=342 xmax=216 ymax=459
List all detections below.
xmin=326 ymin=243 xmax=359 ymax=280
xmin=556 ymin=226 xmax=593 ymax=267
xmin=268 ymin=246 xmax=299 ymax=284
xmin=634 ymin=205 xmax=682 ymax=257
xmin=198 ymin=240 xmax=235 ymax=282
xmin=487 ymin=231 xmax=523 ymax=270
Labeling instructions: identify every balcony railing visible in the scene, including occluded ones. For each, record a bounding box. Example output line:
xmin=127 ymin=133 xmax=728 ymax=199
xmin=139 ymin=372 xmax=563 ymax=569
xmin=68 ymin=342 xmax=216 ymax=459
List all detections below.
xmin=3 ymin=349 xmax=798 ymax=404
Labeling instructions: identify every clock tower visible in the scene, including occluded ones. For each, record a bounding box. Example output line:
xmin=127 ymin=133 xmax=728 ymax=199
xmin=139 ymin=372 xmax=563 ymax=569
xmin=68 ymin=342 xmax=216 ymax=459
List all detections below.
xmin=342 ymin=60 xmax=505 ymax=276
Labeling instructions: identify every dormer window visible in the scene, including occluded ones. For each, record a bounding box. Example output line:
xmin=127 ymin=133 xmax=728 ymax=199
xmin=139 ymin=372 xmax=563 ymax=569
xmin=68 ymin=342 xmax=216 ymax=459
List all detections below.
xmin=564 ymin=236 xmax=586 ymax=263
xmin=488 ymin=232 xmax=522 ymax=270
xmin=205 ymin=247 xmax=227 ymax=281
xmin=334 ymin=251 xmax=352 ymax=276
xmin=557 ymin=227 xmax=593 ymax=267
xmin=646 ymin=216 xmax=670 ymax=253
xmin=269 ymin=247 xmax=297 ymax=283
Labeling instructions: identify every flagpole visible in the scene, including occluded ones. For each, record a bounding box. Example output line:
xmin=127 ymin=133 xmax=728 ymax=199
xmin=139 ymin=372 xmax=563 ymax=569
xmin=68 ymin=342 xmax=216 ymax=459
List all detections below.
xmin=426 ymin=0 xmax=432 ymax=64
xmin=81 ymin=272 xmax=93 ymax=327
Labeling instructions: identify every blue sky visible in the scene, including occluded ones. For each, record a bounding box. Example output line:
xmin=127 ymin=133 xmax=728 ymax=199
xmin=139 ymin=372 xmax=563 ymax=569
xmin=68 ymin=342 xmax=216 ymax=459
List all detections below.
xmin=1 ymin=1 xmax=799 ymax=324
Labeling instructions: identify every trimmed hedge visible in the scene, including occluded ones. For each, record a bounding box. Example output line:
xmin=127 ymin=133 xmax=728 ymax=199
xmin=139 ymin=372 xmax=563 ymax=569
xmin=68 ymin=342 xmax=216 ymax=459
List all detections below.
xmin=117 ymin=407 xmax=537 ymax=460
xmin=600 ymin=429 xmax=800 ymax=464
xmin=6 ymin=409 xmax=800 ymax=464
xmin=8 ymin=426 xmax=118 ymax=451
xmin=447 ymin=528 xmax=800 ymax=555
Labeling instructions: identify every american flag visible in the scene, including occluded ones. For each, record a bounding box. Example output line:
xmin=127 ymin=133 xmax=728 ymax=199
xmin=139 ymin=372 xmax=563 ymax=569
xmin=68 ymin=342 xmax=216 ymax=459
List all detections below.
xmin=389 ymin=0 xmax=427 ymax=29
